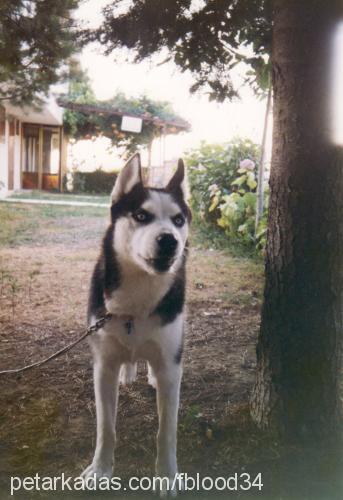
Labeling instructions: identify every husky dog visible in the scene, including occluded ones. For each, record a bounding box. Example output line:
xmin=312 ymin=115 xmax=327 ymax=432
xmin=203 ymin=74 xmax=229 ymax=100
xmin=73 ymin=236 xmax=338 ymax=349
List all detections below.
xmin=82 ymin=153 xmax=191 ymax=490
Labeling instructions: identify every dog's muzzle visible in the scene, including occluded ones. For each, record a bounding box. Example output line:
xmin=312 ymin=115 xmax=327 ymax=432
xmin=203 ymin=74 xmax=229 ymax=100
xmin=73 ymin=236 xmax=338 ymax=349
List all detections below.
xmin=148 ymin=233 xmax=179 ymax=272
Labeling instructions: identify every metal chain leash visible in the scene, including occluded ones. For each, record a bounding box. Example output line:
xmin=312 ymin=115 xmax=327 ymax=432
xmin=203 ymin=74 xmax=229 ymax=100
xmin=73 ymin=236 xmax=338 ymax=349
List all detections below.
xmin=0 ymin=312 xmax=113 ymax=376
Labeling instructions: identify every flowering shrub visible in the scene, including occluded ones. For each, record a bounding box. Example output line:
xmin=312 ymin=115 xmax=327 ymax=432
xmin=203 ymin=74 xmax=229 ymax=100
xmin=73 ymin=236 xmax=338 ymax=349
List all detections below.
xmin=186 ymin=139 xmax=268 ymax=252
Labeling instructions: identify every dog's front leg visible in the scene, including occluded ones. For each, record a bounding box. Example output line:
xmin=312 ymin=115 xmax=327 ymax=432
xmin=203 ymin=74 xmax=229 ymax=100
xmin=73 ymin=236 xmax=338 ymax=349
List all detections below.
xmin=82 ymin=358 xmax=120 ymax=480
xmin=155 ymin=363 xmax=182 ymax=480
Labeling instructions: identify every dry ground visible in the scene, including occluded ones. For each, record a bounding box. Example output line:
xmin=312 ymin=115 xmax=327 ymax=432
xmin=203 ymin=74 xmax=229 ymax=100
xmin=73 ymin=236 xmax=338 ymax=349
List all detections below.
xmin=0 ymin=201 xmax=339 ymax=500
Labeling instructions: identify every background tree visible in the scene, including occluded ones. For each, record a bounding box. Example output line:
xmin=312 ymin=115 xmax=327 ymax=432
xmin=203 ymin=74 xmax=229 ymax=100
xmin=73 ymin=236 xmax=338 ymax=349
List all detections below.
xmin=88 ymin=0 xmax=271 ymax=102
xmin=0 ymin=0 xmax=79 ymax=105
xmin=88 ymin=0 xmax=343 ymax=441
xmin=61 ymin=60 xmax=97 ymax=139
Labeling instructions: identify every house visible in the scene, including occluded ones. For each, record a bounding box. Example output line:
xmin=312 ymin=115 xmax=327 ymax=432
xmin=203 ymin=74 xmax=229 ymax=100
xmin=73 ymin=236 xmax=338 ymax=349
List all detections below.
xmin=0 ymin=97 xmax=190 ymax=197
xmin=0 ymin=96 xmax=67 ymax=198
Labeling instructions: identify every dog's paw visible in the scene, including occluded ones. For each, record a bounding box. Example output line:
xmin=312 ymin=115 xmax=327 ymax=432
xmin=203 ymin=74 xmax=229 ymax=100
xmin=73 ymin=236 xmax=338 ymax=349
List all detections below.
xmin=154 ymin=474 xmax=184 ymax=497
xmin=80 ymin=462 xmax=113 ymax=487
xmin=120 ymin=363 xmax=137 ymax=385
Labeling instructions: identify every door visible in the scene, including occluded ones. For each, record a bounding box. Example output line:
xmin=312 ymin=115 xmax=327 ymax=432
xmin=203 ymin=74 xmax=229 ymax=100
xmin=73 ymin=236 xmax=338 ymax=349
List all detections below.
xmin=22 ymin=124 xmax=40 ymax=189
xmin=42 ymin=127 xmax=60 ymax=190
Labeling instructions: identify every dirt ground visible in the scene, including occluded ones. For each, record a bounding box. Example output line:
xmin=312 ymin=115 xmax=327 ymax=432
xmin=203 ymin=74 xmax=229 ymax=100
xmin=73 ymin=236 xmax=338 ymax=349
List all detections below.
xmin=1 ymin=202 xmax=339 ymax=500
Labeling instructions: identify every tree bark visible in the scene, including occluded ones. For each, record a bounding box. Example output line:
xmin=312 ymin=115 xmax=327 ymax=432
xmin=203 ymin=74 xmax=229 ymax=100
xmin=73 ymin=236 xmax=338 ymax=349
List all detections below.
xmin=251 ymin=0 xmax=343 ymax=441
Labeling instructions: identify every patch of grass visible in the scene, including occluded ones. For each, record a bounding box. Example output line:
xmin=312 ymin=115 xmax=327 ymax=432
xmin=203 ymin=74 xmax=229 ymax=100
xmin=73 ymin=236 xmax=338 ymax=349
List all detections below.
xmin=36 ymin=203 xmax=108 ymax=219
xmin=9 ymin=190 xmax=109 ymax=204
xmin=0 ymin=204 xmax=36 ymax=246
xmin=0 ymin=202 xmax=108 ymax=247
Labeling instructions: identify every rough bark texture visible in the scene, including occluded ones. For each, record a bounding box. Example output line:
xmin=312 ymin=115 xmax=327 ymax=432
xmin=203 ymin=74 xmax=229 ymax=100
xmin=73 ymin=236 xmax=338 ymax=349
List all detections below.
xmin=251 ymin=0 xmax=343 ymax=440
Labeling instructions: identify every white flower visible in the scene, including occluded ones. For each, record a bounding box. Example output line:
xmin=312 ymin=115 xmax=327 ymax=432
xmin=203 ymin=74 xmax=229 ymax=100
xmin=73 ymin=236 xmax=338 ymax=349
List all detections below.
xmin=240 ymin=159 xmax=255 ymax=171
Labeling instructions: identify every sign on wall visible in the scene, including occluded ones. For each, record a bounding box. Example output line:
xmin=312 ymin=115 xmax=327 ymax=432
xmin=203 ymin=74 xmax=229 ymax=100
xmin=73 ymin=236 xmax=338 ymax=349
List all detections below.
xmin=121 ymin=116 xmax=143 ymax=134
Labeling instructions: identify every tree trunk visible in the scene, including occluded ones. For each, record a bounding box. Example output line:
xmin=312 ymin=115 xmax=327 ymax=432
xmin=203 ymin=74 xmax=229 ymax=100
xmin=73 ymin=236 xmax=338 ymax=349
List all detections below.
xmin=251 ymin=0 xmax=343 ymax=441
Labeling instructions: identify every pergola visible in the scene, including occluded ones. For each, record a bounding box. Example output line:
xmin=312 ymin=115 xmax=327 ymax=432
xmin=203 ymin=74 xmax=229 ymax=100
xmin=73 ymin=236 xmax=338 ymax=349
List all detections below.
xmin=58 ymin=98 xmax=191 ymax=167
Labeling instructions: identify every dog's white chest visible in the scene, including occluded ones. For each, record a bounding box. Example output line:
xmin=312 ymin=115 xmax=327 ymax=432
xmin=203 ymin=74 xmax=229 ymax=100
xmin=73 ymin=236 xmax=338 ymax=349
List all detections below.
xmin=105 ymin=271 xmax=172 ymax=317
xmin=93 ymin=310 xmax=183 ymax=365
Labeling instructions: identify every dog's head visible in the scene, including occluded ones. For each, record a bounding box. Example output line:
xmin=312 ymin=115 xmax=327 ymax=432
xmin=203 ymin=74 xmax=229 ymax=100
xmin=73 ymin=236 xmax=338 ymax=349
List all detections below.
xmin=110 ymin=153 xmax=191 ymax=274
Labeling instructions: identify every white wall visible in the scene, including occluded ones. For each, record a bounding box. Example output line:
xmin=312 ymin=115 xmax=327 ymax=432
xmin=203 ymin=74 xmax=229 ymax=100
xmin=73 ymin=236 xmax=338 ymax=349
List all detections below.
xmin=0 ymin=120 xmax=9 ymax=198
xmin=0 ymin=118 xmax=22 ymax=197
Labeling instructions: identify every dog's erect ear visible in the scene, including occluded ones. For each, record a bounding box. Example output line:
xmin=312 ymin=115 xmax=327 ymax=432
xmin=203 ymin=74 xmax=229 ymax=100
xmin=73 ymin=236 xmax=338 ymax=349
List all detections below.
xmin=166 ymin=158 xmax=186 ymax=196
xmin=111 ymin=153 xmax=143 ymax=204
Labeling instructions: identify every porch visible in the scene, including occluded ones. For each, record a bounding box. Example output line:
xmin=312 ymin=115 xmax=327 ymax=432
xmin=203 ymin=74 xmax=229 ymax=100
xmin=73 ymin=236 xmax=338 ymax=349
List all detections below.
xmin=0 ymin=97 xmax=65 ymax=197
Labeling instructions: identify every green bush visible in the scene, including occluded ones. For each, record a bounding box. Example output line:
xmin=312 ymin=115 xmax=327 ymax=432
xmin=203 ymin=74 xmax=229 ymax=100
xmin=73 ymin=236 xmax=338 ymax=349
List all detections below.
xmin=211 ymin=165 xmax=268 ymax=251
xmin=70 ymin=168 xmax=118 ymax=194
xmin=186 ymin=138 xmax=260 ymax=221
xmin=186 ymin=138 xmax=268 ymax=253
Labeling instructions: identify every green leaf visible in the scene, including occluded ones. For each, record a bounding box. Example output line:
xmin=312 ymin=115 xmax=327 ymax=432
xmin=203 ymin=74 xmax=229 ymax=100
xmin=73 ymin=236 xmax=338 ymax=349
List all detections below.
xmin=242 ymin=192 xmax=257 ymax=208
xmin=231 ymin=174 xmax=247 ymax=186
xmin=246 ymin=172 xmax=257 ymax=190
xmin=209 ymin=195 xmax=220 ymax=212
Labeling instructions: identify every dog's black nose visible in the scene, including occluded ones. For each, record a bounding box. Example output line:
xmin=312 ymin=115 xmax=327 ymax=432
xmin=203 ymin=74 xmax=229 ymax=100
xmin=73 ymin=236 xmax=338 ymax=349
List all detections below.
xmin=156 ymin=233 xmax=178 ymax=253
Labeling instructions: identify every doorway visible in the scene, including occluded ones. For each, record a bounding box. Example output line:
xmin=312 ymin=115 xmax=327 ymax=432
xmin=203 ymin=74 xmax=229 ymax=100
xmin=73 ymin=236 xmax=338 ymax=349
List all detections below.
xmin=22 ymin=124 xmax=61 ymax=190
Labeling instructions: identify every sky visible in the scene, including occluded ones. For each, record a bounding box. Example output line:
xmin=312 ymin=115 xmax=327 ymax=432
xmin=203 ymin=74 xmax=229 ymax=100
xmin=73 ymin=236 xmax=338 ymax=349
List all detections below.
xmin=68 ymin=3 xmax=343 ymax=172
xmin=70 ymin=0 xmax=271 ymax=170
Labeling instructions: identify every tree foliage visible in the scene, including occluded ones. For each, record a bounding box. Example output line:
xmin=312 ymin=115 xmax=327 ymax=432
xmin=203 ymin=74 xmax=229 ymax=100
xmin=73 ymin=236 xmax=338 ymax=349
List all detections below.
xmin=87 ymin=0 xmax=272 ymax=101
xmin=61 ymin=61 xmax=97 ymax=138
xmin=0 ymin=0 xmax=79 ymax=105
xmin=62 ymin=64 xmax=189 ymax=153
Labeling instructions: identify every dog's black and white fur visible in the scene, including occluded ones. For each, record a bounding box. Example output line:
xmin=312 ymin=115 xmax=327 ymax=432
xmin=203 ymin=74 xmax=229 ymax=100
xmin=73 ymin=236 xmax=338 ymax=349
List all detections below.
xmin=82 ymin=153 xmax=191 ymax=491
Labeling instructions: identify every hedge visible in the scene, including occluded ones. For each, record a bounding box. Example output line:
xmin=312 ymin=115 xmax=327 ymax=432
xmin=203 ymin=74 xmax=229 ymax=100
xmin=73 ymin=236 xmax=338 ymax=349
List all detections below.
xmin=69 ymin=169 xmax=118 ymax=194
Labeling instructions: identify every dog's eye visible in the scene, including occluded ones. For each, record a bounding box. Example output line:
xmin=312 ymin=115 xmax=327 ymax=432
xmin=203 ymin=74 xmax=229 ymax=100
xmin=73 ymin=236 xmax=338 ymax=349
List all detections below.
xmin=132 ymin=209 xmax=151 ymax=223
xmin=172 ymin=214 xmax=185 ymax=227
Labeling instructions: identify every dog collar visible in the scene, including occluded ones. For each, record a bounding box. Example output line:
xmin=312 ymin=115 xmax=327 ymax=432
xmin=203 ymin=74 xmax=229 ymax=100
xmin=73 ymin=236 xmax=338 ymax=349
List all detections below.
xmin=103 ymin=303 xmax=134 ymax=335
